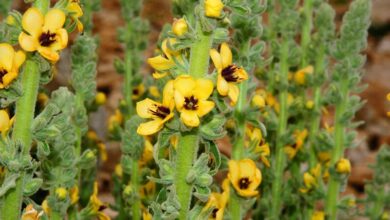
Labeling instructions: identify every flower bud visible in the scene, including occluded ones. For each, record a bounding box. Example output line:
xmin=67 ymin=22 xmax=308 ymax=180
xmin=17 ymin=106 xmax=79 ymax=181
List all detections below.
xmin=6 ymin=15 xmax=15 ymax=25
xmin=172 ymin=18 xmax=188 ymax=36
xmin=336 ymin=158 xmax=351 ymax=174
xmin=95 ymin=92 xmax=107 ymax=105
xmin=306 ymin=100 xmax=314 ymax=109
xmin=204 ymin=0 xmax=224 ymax=18
xmin=252 ymin=94 xmax=266 ymax=108
xmin=55 ymin=187 xmax=67 ymax=199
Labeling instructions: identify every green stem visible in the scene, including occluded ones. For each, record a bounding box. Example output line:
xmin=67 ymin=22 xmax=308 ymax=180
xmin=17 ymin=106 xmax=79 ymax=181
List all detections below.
xmin=131 ymin=160 xmax=141 ymax=220
xmin=301 ymin=0 xmax=313 ymax=67
xmin=325 ymin=80 xmax=349 ymax=220
xmin=175 ymin=134 xmax=199 ymax=220
xmin=175 ymin=22 xmax=212 ymax=220
xmin=124 ymin=49 xmax=134 ymax=119
xmin=1 ymin=60 xmax=40 ymax=220
xmin=270 ymin=40 xmax=289 ymax=220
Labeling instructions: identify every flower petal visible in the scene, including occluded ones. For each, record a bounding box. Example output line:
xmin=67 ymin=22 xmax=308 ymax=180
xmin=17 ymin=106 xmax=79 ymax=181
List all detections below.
xmin=152 ymin=72 xmax=168 ymax=79
xmin=0 ymin=43 xmax=14 ymax=71
xmin=2 ymin=71 xmax=17 ymax=87
xmin=197 ymin=100 xmax=215 ymax=117
xmin=69 ymin=3 xmax=83 ymax=17
xmin=0 ymin=110 xmax=11 ymax=132
xmin=210 ymin=48 xmax=223 ymax=71
xmin=18 ymin=32 xmax=38 ymax=52
xmin=51 ymin=28 xmax=68 ymax=50
xmin=194 ymin=78 xmax=214 ymax=100
xmin=228 ymin=83 xmax=239 ymax=105
xmin=220 ymin=42 xmax=232 ymax=68
xmin=13 ymin=51 xmax=26 ymax=70
xmin=217 ymin=74 xmax=229 ymax=96
xmin=137 ymin=119 xmax=164 ymax=136
xmin=174 ymin=75 xmax=196 ymax=97
xmin=136 ymin=98 xmax=161 ymax=119
xmin=180 ymin=110 xmax=200 ymax=127
xmin=37 ymin=47 xmax=59 ymax=62
xmin=22 ymin=7 xmax=44 ymax=36
xmin=148 ymin=55 xmax=174 ymax=71
xmin=163 ymin=80 xmax=175 ymax=109
xmin=43 ymin=9 xmax=66 ymax=31
xmin=174 ymin=90 xmax=185 ymax=110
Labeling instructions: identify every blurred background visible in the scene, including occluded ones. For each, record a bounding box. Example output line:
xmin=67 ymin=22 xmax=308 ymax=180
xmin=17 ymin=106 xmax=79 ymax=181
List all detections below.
xmin=7 ymin=0 xmax=390 ymax=216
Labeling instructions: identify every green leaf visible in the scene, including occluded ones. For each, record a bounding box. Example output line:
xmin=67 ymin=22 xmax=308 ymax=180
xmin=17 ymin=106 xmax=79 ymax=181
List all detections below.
xmin=0 ymin=173 xmax=19 ymax=197
xmin=200 ymin=115 xmax=226 ymax=140
xmin=23 ymin=178 xmax=43 ymax=196
xmin=121 ymin=116 xmax=144 ymax=159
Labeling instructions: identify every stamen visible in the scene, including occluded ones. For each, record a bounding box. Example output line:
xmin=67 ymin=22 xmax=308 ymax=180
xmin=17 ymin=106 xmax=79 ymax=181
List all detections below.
xmin=0 ymin=69 xmax=8 ymax=84
xmin=221 ymin=65 xmax=240 ymax=82
xmin=39 ymin=31 xmax=57 ymax=47
xmin=149 ymin=104 xmax=170 ymax=119
xmin=212 ymin=208 xmax=219 ymax=218
xmin=184 ymin=96 xmax=198 ymax=110
xmin=238 ymin=177 xmax=251 ymax=189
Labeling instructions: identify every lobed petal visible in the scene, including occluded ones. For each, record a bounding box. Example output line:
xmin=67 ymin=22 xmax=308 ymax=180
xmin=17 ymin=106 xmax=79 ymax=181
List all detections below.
xmin=0 ymin=43 xmax=14 ymax=71
xmin=147 ymin=56 xmax=174 ymax=71
xmin=137 ymin=119 xmax=164 ymax=136
xmin=174 ymin=75 xmax=196 ymax=97
xmin=37 ymin=47 xmax=59 ymax=62
xmin=136 ymin=98 xmax=161 ymax=119
xmin=13 ymin=51 xmax=26 ymax=70
xmin=194 ymin=78 xmax=214 ymax=100
xmin=18 ymin=33 xmax=38 ymax=52
xmin=220 ymin=43 xmax=232 ymax=68
xmin=196 ymin=100 xmax=215 ymax=117
xmin=22 ymin=8 xmax=44 ymax=36
xmin=216 ymin=74 xmax=229 ymax=96
xmin=180 ymin=110 xmax=200 ymax=127
xmin=43 ymin=9 xmax=66 ymax=32
xmin=227 ymin=83 xmax=239 ymax=106
xmin=210 ymin=48 xmax=223 ymax=71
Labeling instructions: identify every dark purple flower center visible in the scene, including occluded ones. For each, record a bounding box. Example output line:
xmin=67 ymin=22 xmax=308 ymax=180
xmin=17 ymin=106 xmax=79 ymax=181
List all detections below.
xmin=238 ymin=177 xmax=251 ymax=189
xmin=39 ymin=31 xmax=56 ymax=47
xmin=221 ymin=65 xmax=241 ymax=82
xmin=0 ymin=69 xmax=8 ymax=84
xmin=150 ymin=105 xmax=171 ymax=119
xmin=184 ymin=95 xmax=198 ymax=110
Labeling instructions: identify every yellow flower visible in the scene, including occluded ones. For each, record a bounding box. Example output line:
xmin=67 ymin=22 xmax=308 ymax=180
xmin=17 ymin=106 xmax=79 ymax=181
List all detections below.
xmin=19 ymin=8 xmax=68 ymax=62
xmin=172 ymin=18 xmax=188 ymax=36
xmin=97 ymin=142 xmax=108 ymax=162
xmin=115 ymin=164 xmax=123 ymax=178
xmin=67 ymin=0 xmax=84 ymax=32
xmin=139 ymin=138 xmax=154 ymax=166
xmin=174 ymin=75 xmax=215 ymax=127
xmin=228 ymin=159 xmax=262 ymax=197
xmin=300 ymin=164 xmax=321 ymax=193
xmin=133 ymin=83 xmax=145 ymax=100
xmin=0 ymin=43 xmax=26 ymax=89
xmin=108 ymin=109 xmax=123 ymax=131
xmin=142 ymin=210 xmax=152 ymax=220
xmin=86 ymin=182 xmax=110 ymax=220
xmin=382 ymin=211 xmax=390 ymax=220
xmin=293 ymin=66 xmax=314 ymax=85
xmin=317 ymin=151 xmax=331 ymax=164
xmin=306 ymin=100 xmax=314 ymax=109
xmin=255 ymin=141 xmax=271 ymax=167
xmin=311 ymin=211 xmax=325 ymax=220
xmin=204 ymin=0 xmax=224 ymax=18
xmin=140 ymin=180 xmax=156 ymax=199
xmin=149 ymin=86 xmax=161 ymax=98
xmin=336 ymin=158 xmax=351 ymax=174
xmin=148 ymin=38 xmax=181 ymax=79
xmin=284 ymin=129 xmax=308 ymax=159
xmin=202 ymin=192 xmax=227 ymax=220
xmin=252 ymin=94 xmax=266 ymax=108
xmin=137 ymin=81 xmax=175 ymax=135
xmin=55 ymin=187 xmax=67 ymax=199
xmin=21 ymin=204 xmax=43 ymax=220
xmin=0 ymin=110 xmax=13 ymax=135
xmin=210 ymin=43 xmax=248 ymax=105
xmin=95 ymin=92 xmax=107 ymax=105
xmin=41 ymin=199 xmax=50 ymax=215
xmin=70 ymin=185 xmax=79 ymax=205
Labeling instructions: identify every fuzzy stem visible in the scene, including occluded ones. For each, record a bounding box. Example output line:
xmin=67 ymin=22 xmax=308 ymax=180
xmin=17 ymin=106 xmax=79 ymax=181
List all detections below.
xmin=301 ymin=0 xmax=313 ymax=67
xmin=325 ymin=80 xmax=349 ymax=220
xmin=175 ymin=134 xmax=199 ymax=220
xmin=1 ymin=60 xmax=40 ymax=220
xmin=131 ymin=159 xmax=141 ymax=220
xmin=270 ymin=40 xmax=289 ymax=220
xmin=175 ymin=23 xmax=212 ymax=220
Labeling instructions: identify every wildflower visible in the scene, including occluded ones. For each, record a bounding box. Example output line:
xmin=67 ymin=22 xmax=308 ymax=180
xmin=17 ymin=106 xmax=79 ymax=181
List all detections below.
xmin=252 ymin=94 xmax=266 ymax=108
xmin=228 ymin=159 xmax=262 ymax=197
xmin=70 ymin=185 xmax=79 ymax=205
xmin=148 ymin=39 xmax=181 ymax=79
xmin=41 ymin=199 xmax=50 ymax=215
xmin=19 ymin=8 xmax=68 ymax=62
xmin=255 ymin=141 xmax=271 ymax=167
xmin=0 ymin=43 xmax=26 ymax=88
xmin=67 ymin=0 xmax=84 ymax=32
xmin=172 ymin=18 xmax=188 ymax=36
xmin=204 ymin=0 xmax=224 ymax=18
xmin=95 ymin=92 xmax=107 ymax=105
xmin=115 ymin=164 xmax=123 ymax=178
xmin=202 ymin=192 xmax=227 ymax=220
xmin=55 ymin=187 xmax=67 ymax=199
xmin=0 ymin=110 xmax=13 ymax=135
xmin=21 ymin=204 xmax=43 ymax=220
xmin=143 ymin=210 xmax=152 ymax=220
xmin=210 ymin=43 xmax=248 ymax=105
xmin=108 ymin=109 xmax=123 ymax=131
xmin=284 ymin=129 xmax=308 ymax=159
xmin=97 ymin=143 xmax=108 ymax=162
xmin=311 ymin=211 xmax=325 ymax=220
xmin=137 ymin=80 xmax=174 ymax=135
xmin=335 ymin=158 xmax=351 ymax=174
xmin=174 ymin=75 xmax=215 ymax=127
xmin=84 ymin=182 xmax=110 ymax=220
xmin=293 ymin=66 xmax=314 ymax=85
xmin=140 ymin=138 xmax=154 ymax=165
xmin=132 ymin=83 xmax=145 ymax=100
xmin=300 ymin=164 xmax=321 ymax=193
